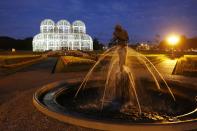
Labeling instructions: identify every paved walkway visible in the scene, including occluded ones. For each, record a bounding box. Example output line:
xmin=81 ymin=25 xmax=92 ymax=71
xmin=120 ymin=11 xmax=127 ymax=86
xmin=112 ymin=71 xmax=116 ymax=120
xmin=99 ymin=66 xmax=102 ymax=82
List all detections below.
xmin=0 ymin=57 xmax=95 ymax=131
xmin=156 ymin=59 xmax=197 ymax=87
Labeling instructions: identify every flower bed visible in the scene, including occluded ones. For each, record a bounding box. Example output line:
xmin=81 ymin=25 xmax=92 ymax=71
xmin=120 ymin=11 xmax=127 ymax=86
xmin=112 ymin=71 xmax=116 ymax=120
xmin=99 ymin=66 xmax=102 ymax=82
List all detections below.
xmin=174 ymin=55 xmax=197 ymax=76
xmin=62 ymin=56 xmax=95 ymax=65
xmin=53 ymin=56 xmax=96 ymax=73
xmin=66 ymin=50 xmax=97 ymax=60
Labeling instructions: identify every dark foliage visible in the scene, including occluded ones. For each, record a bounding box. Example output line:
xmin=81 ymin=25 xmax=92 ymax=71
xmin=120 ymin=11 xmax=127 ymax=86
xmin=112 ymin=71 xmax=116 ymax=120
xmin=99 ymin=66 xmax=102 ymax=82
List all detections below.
xmin=0 ymin=36 xmax=33 ymax=50
xmin=108 ymin=38 xmax=116 ymax=47
xmin=159 ymin=36 xmax=197 ymax=50
xmin=93 ymin=38 xmax=104 ymax=50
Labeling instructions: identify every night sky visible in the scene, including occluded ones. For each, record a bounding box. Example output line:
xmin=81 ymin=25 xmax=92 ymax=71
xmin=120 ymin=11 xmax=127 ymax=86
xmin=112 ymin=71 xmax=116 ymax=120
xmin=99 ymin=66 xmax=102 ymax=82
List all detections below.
xmin=0 ymin=0 xmax=196 ymax=43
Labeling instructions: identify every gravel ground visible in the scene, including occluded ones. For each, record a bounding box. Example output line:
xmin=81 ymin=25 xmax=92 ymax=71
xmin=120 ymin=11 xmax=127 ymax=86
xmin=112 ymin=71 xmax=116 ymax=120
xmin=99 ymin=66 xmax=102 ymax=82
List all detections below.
xmin=0 ymin=57 xmax=97 ymax=131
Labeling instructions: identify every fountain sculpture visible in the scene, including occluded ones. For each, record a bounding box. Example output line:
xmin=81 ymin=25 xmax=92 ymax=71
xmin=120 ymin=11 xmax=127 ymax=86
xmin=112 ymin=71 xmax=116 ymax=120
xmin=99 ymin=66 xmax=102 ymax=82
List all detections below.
xmin=33 ymin=25 xmax=197 ymax=131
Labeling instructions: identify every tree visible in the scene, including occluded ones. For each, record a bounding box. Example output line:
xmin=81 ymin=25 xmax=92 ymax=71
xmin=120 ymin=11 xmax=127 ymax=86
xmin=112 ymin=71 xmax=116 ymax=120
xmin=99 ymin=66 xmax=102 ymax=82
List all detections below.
xmin=188 ymin=37 xmax=197 ymax=49
xmin=93 ymin=38 xmax=104 ymax=50
xmin=159 ymin=35 xmax=197 ymax=51
xmin=179 ymin=35 xmax=187 ymax=50
xmin=0 ymin=36 xmax=33 ymax=50
xmin=108 ymin=38 xmax=117 ymax=47
xmin=154 ymin=34 xmax=161 ymax=44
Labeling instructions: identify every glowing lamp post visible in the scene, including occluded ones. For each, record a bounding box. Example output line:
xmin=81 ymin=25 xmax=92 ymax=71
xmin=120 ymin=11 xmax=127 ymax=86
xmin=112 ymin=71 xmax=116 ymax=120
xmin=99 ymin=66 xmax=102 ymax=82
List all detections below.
xmin=167 ymin=35 xmax=180 ymax=56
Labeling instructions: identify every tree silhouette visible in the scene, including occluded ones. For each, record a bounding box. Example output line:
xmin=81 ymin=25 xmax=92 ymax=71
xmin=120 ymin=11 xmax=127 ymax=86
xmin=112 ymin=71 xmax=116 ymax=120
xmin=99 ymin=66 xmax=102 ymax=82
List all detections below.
xmin=0 ymin=36 xmax=33 ymax=50
xmin=93 ymin=38 xmax=104 ymax=50
xmin=159 ymin=35 xmax=197 ymax=50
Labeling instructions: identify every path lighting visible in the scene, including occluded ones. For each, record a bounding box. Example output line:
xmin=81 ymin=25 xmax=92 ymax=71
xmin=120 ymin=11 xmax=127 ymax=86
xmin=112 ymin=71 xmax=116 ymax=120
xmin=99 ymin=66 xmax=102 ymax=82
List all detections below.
xmin=166 ymin=34 xmax=180 ymax=57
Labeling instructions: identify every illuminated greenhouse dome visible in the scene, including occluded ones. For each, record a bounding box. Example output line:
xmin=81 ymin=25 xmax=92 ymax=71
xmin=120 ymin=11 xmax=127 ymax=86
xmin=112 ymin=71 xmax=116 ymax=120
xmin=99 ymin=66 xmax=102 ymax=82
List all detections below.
xmin=33 ymin=19 xmax=93 ymax=52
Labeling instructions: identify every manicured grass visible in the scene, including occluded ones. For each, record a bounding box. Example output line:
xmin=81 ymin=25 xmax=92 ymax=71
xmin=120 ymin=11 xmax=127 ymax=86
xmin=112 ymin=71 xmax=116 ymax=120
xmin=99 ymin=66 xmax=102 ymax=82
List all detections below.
xmin=0 ymin=55 xmax=40 ymax=64
xmin=0 ymin=54 xmax=39 ymax=59
xmin=0 ymin=54 xmax=45 ymax=76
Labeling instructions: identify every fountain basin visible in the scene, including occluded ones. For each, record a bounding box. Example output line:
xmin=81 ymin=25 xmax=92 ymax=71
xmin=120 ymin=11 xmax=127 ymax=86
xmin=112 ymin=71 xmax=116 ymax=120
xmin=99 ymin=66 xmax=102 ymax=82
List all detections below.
xmin=33 ymin=80 xmax=197 ymax=131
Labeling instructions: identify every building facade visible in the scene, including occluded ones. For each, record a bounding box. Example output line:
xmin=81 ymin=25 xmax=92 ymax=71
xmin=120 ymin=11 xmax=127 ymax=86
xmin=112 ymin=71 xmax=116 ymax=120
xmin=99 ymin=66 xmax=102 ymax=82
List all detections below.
xmin=33 ymin=19 xmax=93 ymax=52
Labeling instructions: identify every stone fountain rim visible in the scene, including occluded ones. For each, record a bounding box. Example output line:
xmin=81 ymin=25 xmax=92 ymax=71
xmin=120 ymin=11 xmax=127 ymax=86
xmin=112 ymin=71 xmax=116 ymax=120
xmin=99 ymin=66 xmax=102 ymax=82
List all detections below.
xmin=33 ymin=80 xmax=197 ymax=131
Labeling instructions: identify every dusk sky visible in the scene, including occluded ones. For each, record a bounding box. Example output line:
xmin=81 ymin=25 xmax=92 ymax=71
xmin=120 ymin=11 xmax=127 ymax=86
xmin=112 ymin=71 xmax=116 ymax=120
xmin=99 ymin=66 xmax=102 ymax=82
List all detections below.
xmin=0 ymin=0 xmax=196 ymax=43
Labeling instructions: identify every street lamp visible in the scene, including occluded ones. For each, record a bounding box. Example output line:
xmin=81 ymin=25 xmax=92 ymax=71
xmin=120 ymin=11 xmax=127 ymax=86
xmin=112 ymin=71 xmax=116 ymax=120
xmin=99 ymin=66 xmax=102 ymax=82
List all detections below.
xmin=167 ymin=34 xmax=180 ymax=57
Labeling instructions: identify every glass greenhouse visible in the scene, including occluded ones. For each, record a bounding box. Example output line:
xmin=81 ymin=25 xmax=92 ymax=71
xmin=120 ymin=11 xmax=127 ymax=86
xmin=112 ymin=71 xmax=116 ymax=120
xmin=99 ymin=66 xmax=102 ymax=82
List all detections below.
xmin=33 ymin=19 xmax=93 ymax=52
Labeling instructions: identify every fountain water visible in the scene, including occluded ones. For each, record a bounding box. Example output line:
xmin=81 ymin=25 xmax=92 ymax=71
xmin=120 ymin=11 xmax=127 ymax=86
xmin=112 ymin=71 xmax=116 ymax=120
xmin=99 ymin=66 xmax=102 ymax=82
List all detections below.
xmin=74 ymin=45 xmax=176 ymax=118
xmin=33 ymin=25 xmax=197 ymax=130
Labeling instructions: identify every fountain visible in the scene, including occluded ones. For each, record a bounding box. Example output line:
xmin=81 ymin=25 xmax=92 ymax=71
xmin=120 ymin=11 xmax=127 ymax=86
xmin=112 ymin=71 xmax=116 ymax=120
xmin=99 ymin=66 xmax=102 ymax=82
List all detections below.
xmin=33 ymin=25 xmax=197 ymax=130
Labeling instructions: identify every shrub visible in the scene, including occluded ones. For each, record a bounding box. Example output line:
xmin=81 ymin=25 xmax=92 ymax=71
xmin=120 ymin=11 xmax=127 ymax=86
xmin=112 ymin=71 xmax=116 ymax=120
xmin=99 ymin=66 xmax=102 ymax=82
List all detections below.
xmin=174 ymin=55 xmax=197 ymax=76
xmin=62 ymin=56 xmax=95 ymax=65
xmin=53 ymin=56 xmax=96 ymax=73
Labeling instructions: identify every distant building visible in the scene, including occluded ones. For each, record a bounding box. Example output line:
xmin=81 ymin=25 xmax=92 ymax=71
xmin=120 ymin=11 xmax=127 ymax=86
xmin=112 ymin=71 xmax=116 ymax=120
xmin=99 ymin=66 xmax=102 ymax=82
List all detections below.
xmin=137 ymin=42 xmax=150 ymax=50
xmin=33 ymin=19 xmax=93 ymax=52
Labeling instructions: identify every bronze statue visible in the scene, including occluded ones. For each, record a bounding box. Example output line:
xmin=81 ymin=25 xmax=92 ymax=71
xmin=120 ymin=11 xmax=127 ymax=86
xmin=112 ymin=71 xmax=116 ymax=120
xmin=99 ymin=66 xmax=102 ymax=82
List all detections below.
xmin=112 ymin=25 xmax=131 ymax=104
xmin=112 ymin=24 xmax=129 ymax=72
